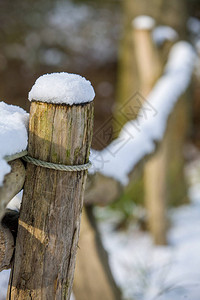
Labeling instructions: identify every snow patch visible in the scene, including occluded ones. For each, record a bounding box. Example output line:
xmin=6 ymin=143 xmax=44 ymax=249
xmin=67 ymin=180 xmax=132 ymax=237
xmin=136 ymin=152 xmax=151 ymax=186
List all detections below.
xmin=0 ymin=102 xmax=29 ymax=186
xmin=6 ymin=190 xmax=23 ymax=212
xmin=28 ymin=72 xmax=95 ymax=105
xmin=96 ymin=163 xmax=200 ymax=300
xmin=0 ymin=270 xmax=10 ymax=300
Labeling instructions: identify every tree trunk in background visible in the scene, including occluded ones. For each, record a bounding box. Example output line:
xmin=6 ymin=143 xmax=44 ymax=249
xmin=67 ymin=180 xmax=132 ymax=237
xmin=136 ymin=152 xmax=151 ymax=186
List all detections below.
xmin=115 ymin=0 xmax=140 ymax=127
xmin=73 ymin=207 xmax=121 ymax=300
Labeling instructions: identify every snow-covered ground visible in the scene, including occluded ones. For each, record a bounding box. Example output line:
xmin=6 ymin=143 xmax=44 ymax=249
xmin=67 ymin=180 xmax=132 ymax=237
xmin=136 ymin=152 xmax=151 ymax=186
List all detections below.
xmin=96 ymin=157 xmax=200 ymax=300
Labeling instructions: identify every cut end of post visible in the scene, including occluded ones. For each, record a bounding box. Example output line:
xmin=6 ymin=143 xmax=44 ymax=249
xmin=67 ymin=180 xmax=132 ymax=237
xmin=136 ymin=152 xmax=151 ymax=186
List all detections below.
xmin=28 ymin=72 xmax=95 ymax=105
xmin=132 ymin=15 xmax=155 ymax=30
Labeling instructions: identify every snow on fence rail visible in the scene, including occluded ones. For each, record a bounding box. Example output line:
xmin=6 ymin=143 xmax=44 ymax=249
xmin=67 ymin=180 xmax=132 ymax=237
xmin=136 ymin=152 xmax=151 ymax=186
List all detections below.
xmin=90 ymin=41 xmax=196 ymax=184
xmin=0 ymin=102 xmax=28 ymax=185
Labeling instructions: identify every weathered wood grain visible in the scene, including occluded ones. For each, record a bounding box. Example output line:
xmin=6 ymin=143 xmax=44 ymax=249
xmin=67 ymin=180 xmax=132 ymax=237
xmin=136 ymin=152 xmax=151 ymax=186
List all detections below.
xmin=0 ymin=159 xmax=25 ymax=219
xmin=0 ymin=223 xmax=14 ymax=272
xmin=7 ymin=101 xmax=94 ymax=300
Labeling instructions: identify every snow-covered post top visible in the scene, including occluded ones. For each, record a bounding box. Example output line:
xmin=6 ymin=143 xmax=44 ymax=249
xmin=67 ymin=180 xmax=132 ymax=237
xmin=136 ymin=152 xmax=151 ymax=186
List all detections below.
xmin=28 ymin=72 xmax=95 ymax=105
xmin=8 ymin=72 xmax=94 ymax=299
xmin=132 ymin=16 xmax=161 ymax=95
xmin=132 ymin=15 xmax=155 ymax=31
xmin=152 ymin=26 xmax=178 ymax=46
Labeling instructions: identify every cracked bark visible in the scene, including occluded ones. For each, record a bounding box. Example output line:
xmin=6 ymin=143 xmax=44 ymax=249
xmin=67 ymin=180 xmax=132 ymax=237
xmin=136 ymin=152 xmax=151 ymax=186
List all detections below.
xmin=7 ymin=100 xmax=94 ymax=300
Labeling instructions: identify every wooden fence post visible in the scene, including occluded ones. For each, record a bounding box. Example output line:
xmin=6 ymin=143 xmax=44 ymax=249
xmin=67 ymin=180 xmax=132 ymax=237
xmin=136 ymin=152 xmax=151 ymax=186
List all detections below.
xmin=7 ymin=74 xmax=94 ymax=299
xmin=132 ymin=16 xmax=161 ymax=96
xmin=132 ymin=17 xmax=167 ymax=244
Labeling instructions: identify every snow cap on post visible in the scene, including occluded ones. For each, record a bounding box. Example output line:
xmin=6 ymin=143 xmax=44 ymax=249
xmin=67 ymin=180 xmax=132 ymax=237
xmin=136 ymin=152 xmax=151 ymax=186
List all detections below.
xmin=132 ymin=15 xmax=155 ymax=30
xmin=152 ymin=26 xmax=178 ymax=46
xmin=28 ymin=72 xmax=95 ymax=105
